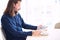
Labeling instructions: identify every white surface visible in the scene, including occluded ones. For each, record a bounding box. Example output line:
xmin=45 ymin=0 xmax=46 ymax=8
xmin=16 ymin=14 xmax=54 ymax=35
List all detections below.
xmin=26 ymin=29 xmax=60 ymax=40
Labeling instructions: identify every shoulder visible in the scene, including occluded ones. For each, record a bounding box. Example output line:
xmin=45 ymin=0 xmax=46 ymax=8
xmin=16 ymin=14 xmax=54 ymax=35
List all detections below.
xmin=1 ymin=14 xmax=10 ymax=22
xmin=1 ymin=14 xmax=7 ymax=20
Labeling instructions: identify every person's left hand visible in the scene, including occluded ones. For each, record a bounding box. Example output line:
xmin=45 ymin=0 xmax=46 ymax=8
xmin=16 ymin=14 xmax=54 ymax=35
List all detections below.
xmin=37 ymin=25 xmax=43 ymax=30
xmin=37 ymin=25 xmax=48 ymax=31
xmin=38 ymin=25 xmax=43 ymax=27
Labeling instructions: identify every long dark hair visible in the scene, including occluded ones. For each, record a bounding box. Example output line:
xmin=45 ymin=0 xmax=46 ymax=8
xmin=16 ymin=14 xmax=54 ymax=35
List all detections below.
xmin=4 ymin=0 xmax=21 ymax=16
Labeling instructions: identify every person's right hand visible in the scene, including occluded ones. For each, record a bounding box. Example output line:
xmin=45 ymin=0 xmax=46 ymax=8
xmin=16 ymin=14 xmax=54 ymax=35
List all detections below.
xmin=32 ymin=30 xmax=41 ymax=36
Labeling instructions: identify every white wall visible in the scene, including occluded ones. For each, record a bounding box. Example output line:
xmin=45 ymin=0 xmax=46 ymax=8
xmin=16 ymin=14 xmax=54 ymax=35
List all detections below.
xmin=19 ymin=0 xmax=60 ymax=29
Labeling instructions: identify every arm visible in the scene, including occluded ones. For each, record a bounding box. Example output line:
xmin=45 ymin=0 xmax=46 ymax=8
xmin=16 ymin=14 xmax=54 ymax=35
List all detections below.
xmin=1 ymin=16 xmax=32 ymax=37
xmin=18 ymin=14 xmax=37 ymax=30
xmin=22 ymin=21 xmax=37 ymax=30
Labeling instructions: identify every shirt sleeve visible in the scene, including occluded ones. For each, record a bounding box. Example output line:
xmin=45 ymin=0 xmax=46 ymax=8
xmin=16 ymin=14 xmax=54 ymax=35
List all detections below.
xmin=1 ymin=16 xmax=32 ymax=38
xmin=18 ymin=14 xmax=37 ymax=30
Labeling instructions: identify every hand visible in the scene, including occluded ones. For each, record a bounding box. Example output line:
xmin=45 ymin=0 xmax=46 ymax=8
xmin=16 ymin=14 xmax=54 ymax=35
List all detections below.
xmin=37 ymin=25 xmax=43 ymax=30
xmin=32 ymin=30 xmax=41 ymax=36
xmin=38 ymin=25 xmax=43 ymax=27
xmin=37 ymin=25 xmax=47 ymax=30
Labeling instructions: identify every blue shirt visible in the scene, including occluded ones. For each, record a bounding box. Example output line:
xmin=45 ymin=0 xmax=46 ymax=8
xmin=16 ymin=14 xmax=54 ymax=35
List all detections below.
xmin=1 ymin=13 xmax=37 ymax=40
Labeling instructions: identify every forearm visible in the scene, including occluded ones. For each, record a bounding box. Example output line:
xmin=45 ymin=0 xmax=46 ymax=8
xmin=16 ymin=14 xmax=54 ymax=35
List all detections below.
xmin=22 ymin=23 xmax=37 ymax=30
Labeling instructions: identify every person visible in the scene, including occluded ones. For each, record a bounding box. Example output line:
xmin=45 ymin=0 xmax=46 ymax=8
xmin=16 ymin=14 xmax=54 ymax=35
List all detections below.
xmin=1 ymin=0 xmax=41 ymax=40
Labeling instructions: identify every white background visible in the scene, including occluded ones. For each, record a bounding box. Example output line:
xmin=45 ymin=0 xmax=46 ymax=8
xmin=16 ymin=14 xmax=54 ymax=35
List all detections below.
xmin=0 ymin=0 xmax=60 ymax=40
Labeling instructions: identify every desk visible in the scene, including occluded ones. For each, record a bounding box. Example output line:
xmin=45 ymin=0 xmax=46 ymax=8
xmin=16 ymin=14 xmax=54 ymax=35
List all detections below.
xmin=26 ymin=29 xmax=60 ymax=40
xmin=27 ymin=36 xmax=48 ymax=40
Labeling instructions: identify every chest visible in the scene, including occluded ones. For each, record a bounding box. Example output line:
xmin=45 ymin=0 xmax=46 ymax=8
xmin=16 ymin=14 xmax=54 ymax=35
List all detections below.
xmin=10 ymin=16 xmax=22 ymax=26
